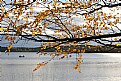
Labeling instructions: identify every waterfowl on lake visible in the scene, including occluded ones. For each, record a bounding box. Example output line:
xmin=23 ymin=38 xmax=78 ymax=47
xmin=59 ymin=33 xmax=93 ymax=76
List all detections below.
xmin=19 ymin=55 xmax=25 ymax=57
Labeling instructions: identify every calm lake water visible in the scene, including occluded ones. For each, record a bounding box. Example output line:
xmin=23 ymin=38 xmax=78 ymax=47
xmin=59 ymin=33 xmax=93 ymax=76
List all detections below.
xmin=1 ymin=52 xmax=121 ymax=81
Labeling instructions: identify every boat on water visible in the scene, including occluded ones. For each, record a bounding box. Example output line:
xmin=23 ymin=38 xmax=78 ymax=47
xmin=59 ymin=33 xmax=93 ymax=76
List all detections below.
xmin=19 ymin=55 xmax=25 ymax=58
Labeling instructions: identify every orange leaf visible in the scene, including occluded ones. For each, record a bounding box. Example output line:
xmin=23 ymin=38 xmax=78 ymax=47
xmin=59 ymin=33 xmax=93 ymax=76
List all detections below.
xmin=0 ymin=7 xmax=4 ymax=11
xmin=114 ymin=38 xmax=117 ymax=41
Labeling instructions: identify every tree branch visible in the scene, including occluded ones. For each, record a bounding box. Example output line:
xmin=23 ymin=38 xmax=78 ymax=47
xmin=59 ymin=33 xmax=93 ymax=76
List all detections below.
xmin=16 ymin=33 xmax=121 ymax=42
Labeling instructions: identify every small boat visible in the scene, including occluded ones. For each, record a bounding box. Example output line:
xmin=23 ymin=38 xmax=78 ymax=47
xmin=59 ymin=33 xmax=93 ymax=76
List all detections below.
xmin=19 ymin=55 xmax=25 ymax=58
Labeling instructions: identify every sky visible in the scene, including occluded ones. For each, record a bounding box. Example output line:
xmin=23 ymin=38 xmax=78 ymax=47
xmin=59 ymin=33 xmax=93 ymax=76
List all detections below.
xmin=0 ymin=0 xmax=70 ymax=47
xmin=0 ymin=0 xmax=121 ymax=47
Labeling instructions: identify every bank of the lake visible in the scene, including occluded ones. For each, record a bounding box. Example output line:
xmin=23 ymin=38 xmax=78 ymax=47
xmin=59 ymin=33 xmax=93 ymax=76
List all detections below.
xmin=0 ymin=45 xmax=121 ymax=53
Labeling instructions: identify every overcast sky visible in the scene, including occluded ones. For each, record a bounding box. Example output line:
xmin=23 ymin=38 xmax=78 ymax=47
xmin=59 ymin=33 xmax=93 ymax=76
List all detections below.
xmin=0 ymin=0 xmax=121 ymax=47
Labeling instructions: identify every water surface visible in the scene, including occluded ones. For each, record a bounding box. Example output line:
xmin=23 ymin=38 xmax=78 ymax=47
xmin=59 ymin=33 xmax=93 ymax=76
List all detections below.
xmin=1 ymin=52 xmax=121 ymax=81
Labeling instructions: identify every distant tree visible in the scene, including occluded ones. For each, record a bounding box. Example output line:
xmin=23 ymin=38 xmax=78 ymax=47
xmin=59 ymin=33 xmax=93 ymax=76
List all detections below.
xmin=0 ymin=0 xmax=121 ymax=72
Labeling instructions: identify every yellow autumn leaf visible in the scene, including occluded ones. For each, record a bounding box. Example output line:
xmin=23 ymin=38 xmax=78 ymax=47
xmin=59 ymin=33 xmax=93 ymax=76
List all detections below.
xmin=27 ymin=0 xmax=30 ymax=3
xmin=114 ymin=21 xmax=117 ymax=25
xmin=97 ymin=14 xmax=100 ymax=18
xmin=114 ymin=38 xmax=117 ymax=41
xmin=38 ymin=63 xmax=45 ymax=67
xmin=88 ymin=16 xmax=93 ymax=21
xmin=53 ymin=0 xmax=56 ymax=4
xmin=19 ymin=0 xmax=22 ymax=1
xmin=0 ymin=27 xmax=4 ymax=31
xmin=8 ymin=49 xmax=10 ymax=53
xmin=55 ymin=19 xmax=59 ymax=23
xmin=33 ymin=63 xmax=45 ymax=72
xmin=43 ymin=46 xmax=46 ymax=49
xmin=32 ymin=32 xmax=35 ymax=36
xmin=82 ymin=31 xmax=85 ymax=37
xmin=30 ymin=8 xmax=34 ymax=11
xmin=44 ymin=22 xmax=49 ymax=27
xmin=103 ymin=13 xmax=106 ymax=18
xmin=116 ymin=18 xmax=119 ymax=22
xmin=77 ymin=50 xmax=80 ymax=53
xmin=116 ymin=44 xmax=120 ymax=46
xmin=14 ymin=9 xmax=18 ymax=13
xmin=109 ymin=22 xmax=114 ymax=26
xmin=94 ymin=21 xmax=98 ymax=26
xmin=56 ymin=46 xmax=60 ymax=50
xmin=14 ymin=1 xmax=18 ymax=4
xmin=73 ymin=49 xmax=77 ymax=52
xmin=24 ymin=17 xmax=28 ymax=21
xmin=75 ymin=2 xmax=79 ymax=6
xmin=8 ymin=45 xmax=12 ymax=50
xmin=88 ymin=46 xmax=90 ymax=48
xmin=83 ymin=2 xmax=87 ymax=8
xmin=4 ymin=13 xmax=9 ymax=17
xmin=0 ymin=16 xmax=2 ymax=21
xmin=0 ymin=7 xmax=4 ymax=11
xmin=36 ymin=2 xmax=39 ymax=5
xmin=103 ymin=23 xmax=106 ymax=27
xmin=35 ymin=31 xmax=38 ymax=34
xmin=63 ymin=52 xmax=67 ymax=56
xmin=92 ymin=30 xmax=95 ymax=34
xmin=67 ymin=48 xmax=70 ymax=51
xmin=108 ymin=14 xmax=112 ymax=18
xmin=79 ymin=54 xmax=82 ymax=59
xmin=59 ymin=49 xmax=62 ymax=53
xmin=74 ymin=64 xmax=79 ymax=69
xmin=77 ymin=67 xmax=81 ymax=73
xmin=51 ymin=54 xmax=55 ymax=58
xmin=81 ymin=49 xmax=85 ymax=53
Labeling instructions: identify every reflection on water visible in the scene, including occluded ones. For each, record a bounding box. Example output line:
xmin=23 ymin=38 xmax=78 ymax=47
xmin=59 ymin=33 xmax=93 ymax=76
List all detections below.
xmin=1 ymin=52 xmax=121 ymax=81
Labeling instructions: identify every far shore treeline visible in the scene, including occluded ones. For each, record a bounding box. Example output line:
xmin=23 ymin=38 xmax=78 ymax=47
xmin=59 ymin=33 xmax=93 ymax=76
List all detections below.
xmin=0 ymin=45 xmax=121 ymax=53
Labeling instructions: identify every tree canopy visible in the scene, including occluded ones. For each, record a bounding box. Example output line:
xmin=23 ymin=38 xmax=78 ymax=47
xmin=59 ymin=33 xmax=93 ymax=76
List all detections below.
xmin=0 ymin=0 xmax=121 ymax=72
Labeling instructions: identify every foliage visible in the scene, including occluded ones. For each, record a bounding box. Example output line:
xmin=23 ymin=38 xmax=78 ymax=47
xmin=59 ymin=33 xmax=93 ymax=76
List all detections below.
xmin=0 ymin=0 xmax=121 ymax=72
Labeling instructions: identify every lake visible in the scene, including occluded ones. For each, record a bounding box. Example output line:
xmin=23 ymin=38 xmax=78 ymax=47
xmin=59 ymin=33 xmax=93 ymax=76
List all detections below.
xmin=1 ymin=52 xmax=121 ymax=81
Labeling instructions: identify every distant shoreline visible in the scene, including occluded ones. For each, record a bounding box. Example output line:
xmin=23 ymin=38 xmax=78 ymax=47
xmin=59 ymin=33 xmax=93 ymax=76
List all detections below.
xmin=0 ymin=45 xmax=121 ymax=53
